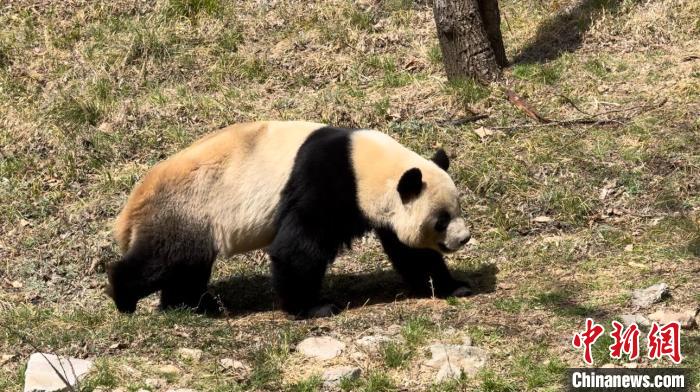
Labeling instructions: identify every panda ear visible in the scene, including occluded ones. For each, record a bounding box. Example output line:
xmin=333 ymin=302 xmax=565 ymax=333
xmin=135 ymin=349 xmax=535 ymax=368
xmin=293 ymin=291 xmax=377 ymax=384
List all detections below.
xmin=397 ymin=168 xmax=423 ymax=202
xmin=431 ymin=148 xmax=449 ymax=171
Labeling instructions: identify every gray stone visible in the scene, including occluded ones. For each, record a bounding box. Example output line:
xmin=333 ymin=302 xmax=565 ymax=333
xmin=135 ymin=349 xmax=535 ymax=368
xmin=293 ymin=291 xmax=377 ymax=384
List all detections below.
xmin=23 ymin=353 xmax=93 ymax=392
xmin=296 ymin=337 xmax=345 ymax=360
xmin=648 ymin=309 xmax=698 ymax=329
xmin=145 ymin=378 xmax=167 ymax=389
xmin=354 ymin=335 xmax=393 ymax=352
xmin=631 ymin=283 xmax=669 ymax=308
xmin=156 ymin=364 xmax=180 ymax=376
xmin=424 ymin=344 xmax=488 ymax=382
xmin=176 ymin=348 xmax=202 ymax=362
xmin=322 ymin=366 xmax=361 ymax=386
xmin=620 ymin=314 xmax=651 ymax=327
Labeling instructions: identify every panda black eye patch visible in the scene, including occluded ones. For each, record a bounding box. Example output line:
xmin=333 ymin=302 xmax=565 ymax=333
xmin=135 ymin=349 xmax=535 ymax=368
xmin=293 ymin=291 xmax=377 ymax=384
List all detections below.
xmin=434 ymin=210 xmax=450 ymax=232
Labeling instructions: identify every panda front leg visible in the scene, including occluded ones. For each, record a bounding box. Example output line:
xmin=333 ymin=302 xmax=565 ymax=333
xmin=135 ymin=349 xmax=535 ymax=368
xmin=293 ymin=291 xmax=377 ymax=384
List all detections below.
xmin=375 ymin=228 xmax=472 ymax=298
xmin=268 ymin=223 xmax=336 ymax=319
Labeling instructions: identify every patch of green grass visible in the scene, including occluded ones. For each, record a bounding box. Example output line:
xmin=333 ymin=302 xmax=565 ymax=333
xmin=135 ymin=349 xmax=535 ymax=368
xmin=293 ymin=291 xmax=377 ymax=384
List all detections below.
xmin=428 ymin=44 xmax=442 ymax=65
xmin=584 ymin=58 xmax=609 ymax=78
xmin=512 ymin=62 xmax=562 ymax=84
xmin=478 ymin=370 xmax=516 ymax=392
xmin=237 ymin=57 xmax=269 ymax=82
xmin=381 ymin=342 xmax=412 ymax=368
xmin=530 ymin=291 xmax=596 ymax=318
xmin=82 ymin=359 xmax=119 ymax=390
xmin=51 ymin=96 xmax=102 ymax=129
xmin=359 ymin=372 xmax=397 ymax=392
xmin=288 ymin=375 xmax=323 ymax=392
xmin=347 ymin=8 xmax=374 ymax=30
xmin=383 ymin=0 xmax=413 ymax=12
xmin=513 ymin=350 xmax=567 ymax=389
xmin=218 ymin=30 xmax=243 ymax=53
xmin=493 ymin=297 xmax=524 ymax=313
xmin=401 ymin=316 xmax=433 ymax=346
xmin=539 ymin=186 xmax=595 ymax=224
xmin=166 ymin=0 xmax=221 ymax=19
xmin=447 ymin=78 xmax=490 ymax=104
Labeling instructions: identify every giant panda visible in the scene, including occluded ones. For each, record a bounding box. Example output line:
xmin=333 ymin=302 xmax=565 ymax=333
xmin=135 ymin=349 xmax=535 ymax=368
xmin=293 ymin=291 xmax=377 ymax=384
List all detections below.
xmin=107 ymin=121 xmax=472 ymax=318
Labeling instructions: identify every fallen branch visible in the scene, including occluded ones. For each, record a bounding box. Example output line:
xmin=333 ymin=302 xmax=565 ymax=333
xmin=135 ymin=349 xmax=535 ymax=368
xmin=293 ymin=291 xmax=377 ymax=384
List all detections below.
xmin=503 ymin=88 xmax=551 ymax=123
xmin=492 ymin=97 xmax=667 ymax=131
xmin=443 ymin=114 xmax=489 ymax=126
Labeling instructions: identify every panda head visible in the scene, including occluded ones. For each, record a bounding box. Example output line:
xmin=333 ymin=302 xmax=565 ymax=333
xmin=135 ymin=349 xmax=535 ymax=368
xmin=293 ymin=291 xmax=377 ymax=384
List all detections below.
xmin=391 ymin=148 xmax=471 ymax=253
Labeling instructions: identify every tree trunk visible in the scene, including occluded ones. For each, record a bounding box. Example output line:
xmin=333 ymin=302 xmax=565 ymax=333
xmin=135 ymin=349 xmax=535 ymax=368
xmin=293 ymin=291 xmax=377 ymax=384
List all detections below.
xmin=433 ymin=0 xmax=506 ymax=83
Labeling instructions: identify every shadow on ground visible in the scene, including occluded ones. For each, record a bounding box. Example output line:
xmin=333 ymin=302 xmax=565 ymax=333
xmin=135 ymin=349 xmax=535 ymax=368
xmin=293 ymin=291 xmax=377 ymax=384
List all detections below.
xmin=512 ymin=0 xmax=623 ymax=64
xmin=209 ymin=263 xmax=499 ymax=317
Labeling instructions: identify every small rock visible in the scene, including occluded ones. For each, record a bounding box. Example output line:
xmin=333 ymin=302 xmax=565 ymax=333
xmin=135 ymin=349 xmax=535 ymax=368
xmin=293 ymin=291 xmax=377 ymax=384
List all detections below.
xmin=156 ymin=364 xmax=180 ymax=376
xmin=532 ymin=216 xmax=553 ymax=223
xmin=23 ymin=353 xmax=93 ymax=392
xmin=297 ymin=336 xmax=345 ymax=360
xmin=145 ymin=378 xmax=167 ymax=389
xmin=322 ymin=366 xmax=361 ymax=386
xmin=219 ymin=358 xmax=250 ymax=380
xmin=424 ymin=344 xmax=488 ymax=382
xmin=462 ymin=335 xmax=473 ymax=346
xmin=648 ymin=309 xmax=698 ymax=329
xmin=1 ymin=353 xmax=15 ymax=365
xmin=177 ymin=348 xmax=202 ymax=362
xmin=620 ymin=314 xmax=651 ymax=327
xmin=386 ymin=324 xmax=402 ymax=336
xmin=631 ymin=283 xmax=669 ymax=308
xmin=624 ymin=244 xmax=634 ymax=252
xmin=355 ymin=335 xmax=393 ymax=352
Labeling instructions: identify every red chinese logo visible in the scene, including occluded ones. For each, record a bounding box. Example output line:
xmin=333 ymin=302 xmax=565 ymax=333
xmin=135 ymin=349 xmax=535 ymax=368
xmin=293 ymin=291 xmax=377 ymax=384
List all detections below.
xmin=609 ymin=321 xmax=640 ymax=360
xmin=572 ymin=319 xmax=683 ymax=364
xmin=572 ymin=318 xmax=605 ymax=365
xmin=647 ymin=321 xmax=682 ymax=363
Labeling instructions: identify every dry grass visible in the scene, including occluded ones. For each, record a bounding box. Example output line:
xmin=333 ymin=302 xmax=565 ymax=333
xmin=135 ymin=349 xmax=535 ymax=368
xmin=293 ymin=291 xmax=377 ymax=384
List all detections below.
xmin=1 ymin=0 xmax=699 ymax=391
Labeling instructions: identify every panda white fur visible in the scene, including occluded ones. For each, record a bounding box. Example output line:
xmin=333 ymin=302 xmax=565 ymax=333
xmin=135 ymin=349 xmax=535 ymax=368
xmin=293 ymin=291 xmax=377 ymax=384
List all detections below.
xmin=108 ymin=121 xmax=472 ymax=318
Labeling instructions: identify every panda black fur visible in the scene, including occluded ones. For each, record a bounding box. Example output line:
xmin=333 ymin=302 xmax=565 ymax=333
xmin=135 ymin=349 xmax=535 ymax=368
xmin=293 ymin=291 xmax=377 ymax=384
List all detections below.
xmin=107 ymin=121 xmax=472 ymax=318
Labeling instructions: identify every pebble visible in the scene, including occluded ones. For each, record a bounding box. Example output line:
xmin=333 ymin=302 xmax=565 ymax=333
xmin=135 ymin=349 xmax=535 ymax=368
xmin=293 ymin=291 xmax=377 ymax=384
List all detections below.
xmin=322 ymin=366 xmax=361 ymax=386
xmin=296 ymin=336 xmax=345 ymax=360
xmin=355 ymin=335 xmax=393 ymax=352
xmin=424 ymin=344 xmax=488 ymax=382
xmin=177 ymin=348 xmax=203 ymax=362
xmin=620 ymin=314 xmax=651 ymax=327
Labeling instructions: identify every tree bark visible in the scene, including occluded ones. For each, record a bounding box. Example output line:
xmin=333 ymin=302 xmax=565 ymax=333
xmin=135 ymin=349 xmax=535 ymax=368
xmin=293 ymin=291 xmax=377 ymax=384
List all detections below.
xmin=433 ymin=0 xmax=506 ymax=83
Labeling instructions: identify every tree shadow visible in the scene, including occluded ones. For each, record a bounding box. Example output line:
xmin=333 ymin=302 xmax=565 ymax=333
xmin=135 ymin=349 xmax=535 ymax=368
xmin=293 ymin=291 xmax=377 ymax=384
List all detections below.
xmin=512 ymin=0 xmax=622 ymax=64
xmin=208 ymin=262 xmax=499 ymax=317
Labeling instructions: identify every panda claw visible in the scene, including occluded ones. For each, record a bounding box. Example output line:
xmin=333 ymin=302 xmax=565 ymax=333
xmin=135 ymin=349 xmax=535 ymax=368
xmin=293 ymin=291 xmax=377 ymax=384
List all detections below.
xmin=450 ymin=286 xmax=473 ymax=297
xmin=306 ymin=304 xmax=338 ymax=319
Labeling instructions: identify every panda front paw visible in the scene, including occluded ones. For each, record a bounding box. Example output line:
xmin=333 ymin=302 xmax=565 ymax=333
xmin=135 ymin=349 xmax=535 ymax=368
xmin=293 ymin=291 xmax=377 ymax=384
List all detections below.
xmin=305 ymin=303 xmax=338 ymax=319
xmin=450 ymin=286 xmax=473 ymax=297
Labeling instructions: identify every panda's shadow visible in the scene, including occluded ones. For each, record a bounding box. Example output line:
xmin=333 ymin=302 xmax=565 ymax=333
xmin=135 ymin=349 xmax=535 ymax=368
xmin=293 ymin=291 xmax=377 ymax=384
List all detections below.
xmin=208 ymin=263 xmax=498 ymax=317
